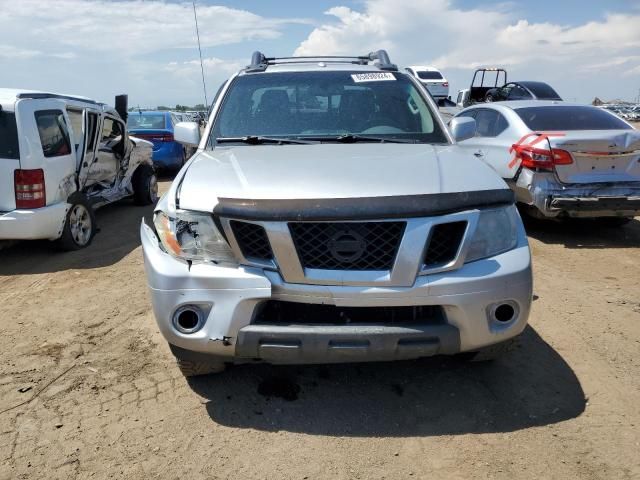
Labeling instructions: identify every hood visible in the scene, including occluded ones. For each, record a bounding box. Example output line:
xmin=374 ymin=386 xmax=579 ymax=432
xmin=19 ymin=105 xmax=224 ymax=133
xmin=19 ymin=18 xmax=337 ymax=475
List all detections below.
xmin=177 ymin=144 xmax=507 ymax=212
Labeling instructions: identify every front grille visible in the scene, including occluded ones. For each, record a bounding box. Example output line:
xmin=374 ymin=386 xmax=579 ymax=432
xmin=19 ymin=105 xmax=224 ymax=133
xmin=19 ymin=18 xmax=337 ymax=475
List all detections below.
xmin=289 ymin=221 xmax=406 ymax=271
xmin=423 ymin=221 xmax=467 ymax=267
xmin=254 ymin=301 xmax=444 ymax=326
xmin=230 ymin=221 xmax=274 ymax=261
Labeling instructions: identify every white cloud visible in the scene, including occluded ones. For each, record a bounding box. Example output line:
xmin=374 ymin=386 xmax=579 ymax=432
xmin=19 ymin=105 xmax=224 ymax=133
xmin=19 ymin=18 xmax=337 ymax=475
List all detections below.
xmin=0 ymin=44 xmax=75 ymax=60
xmin=0 ymin=0 xmax=309 ymax=106
xmin=295 ymin=0 xmax=640 ymax=102
xmin=0 ymin=0 xmax=309 ymax=54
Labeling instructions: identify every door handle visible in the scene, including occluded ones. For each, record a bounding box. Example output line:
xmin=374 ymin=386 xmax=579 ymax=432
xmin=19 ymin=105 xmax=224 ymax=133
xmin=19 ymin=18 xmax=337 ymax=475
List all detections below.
xmin=473 ymin=150 xmax=484 ymax=157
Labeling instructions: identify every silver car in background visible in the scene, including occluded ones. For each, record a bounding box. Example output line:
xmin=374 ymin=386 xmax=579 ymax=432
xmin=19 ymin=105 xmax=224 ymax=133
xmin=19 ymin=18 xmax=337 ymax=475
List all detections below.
xmin=455 ymin=101 xmax=640 ymax=224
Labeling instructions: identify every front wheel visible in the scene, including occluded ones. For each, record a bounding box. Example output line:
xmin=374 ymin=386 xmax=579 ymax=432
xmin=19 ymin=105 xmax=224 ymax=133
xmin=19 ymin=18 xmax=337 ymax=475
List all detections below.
xmin=57 ymin=195 xmax=96 ymax=251
xmin=132 ymin=164 xmax=158 ymax=206
xmin=466 ymin=337 xmax=518 ymax=362
xmin=169 ymin=344 xmax=226 ymax=377
xmin=485 ymin=94 xmax=494 ymax=102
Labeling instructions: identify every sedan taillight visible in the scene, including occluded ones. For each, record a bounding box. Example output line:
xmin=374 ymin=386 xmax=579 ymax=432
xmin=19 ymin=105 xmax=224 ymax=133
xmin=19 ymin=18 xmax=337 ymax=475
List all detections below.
xmin=512 ymin=144 xmax=573 ymax=171
xmin=14 ymin=169 xmax=46 ymax=209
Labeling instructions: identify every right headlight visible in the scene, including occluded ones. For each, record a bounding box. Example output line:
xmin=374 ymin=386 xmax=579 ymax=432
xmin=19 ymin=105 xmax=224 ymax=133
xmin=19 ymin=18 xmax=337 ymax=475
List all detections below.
xmin=465 ymin=205 xmax=519 ymax=263
xmin=153 ymin=210 xmax=238 ymax=266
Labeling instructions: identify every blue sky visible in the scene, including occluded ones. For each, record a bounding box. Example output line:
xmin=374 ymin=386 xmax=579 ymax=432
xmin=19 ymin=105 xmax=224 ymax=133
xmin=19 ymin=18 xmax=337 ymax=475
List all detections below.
xmin=0 ymin=0 xmax=639 ymax=106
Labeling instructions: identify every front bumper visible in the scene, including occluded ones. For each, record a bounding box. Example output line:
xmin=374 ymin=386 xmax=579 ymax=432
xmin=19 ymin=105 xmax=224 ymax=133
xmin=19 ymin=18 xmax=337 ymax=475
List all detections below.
xmin=0 ymin=203 xmax=68 ymax=241
xmin=141 ymin=220 xmax=532 ymax=364
xmin=514 ymin=170 xmax=640 ymax=218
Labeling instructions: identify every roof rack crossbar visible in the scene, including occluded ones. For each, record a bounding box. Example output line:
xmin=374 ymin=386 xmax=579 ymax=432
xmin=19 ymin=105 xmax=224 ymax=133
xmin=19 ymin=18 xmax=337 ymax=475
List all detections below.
xmin=245 ymin=50 xmax=398 ymax=72
xmin=15 ymin=92 xmax=99 ymax=105
xmin=265 ymin=55 xmax=370 ymax=61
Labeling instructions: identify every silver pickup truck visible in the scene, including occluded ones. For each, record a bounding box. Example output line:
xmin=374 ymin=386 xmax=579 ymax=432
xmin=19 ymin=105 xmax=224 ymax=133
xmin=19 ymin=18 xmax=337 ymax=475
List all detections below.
xmin=141 ymin=50 xmax=533 ymax=376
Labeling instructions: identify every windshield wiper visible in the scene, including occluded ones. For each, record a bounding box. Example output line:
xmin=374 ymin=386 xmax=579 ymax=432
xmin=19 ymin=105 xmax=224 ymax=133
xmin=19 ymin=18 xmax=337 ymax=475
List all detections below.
xmin=303 ymin=134 xmax=418 ymax=144
xmin=215 ymin=136 xmax=317 ymax=145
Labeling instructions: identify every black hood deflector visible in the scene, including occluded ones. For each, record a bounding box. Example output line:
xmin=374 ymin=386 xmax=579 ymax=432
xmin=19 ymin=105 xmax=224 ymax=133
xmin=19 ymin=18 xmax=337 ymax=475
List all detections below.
xmin=214 ymin=189 xmax=515 ymax=221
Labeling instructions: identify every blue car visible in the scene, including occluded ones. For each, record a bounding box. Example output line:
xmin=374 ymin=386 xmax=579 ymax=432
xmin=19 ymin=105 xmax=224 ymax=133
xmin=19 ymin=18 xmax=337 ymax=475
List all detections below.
xmin=127 ymin=111 xmax=186 ymax=170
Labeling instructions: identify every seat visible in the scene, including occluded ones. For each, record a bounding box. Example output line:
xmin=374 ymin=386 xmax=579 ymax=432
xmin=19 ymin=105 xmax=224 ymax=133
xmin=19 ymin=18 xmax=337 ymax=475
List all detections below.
xmin=253 ymin=90 xmax=291 ymax=135
xmin=338 ymin=90 xmax=376 ymax=133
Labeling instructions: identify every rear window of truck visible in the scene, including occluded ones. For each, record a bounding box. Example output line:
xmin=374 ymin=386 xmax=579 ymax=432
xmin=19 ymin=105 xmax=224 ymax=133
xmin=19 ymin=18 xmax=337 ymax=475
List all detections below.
xmin=515 ymin=106 xmax=632 ymax=131
xmin=417 ymin=71 xmax=443 ymax=80
xmin=0 ymin=111 xmax=20 ymax=159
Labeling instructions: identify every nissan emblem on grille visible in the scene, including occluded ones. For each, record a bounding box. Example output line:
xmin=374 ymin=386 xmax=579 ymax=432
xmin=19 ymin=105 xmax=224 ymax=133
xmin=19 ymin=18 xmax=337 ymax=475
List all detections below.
xmin=289 ymin=221 xmax=406 ymax=271
xmin=328 ymin=230 xmax=366 ymax=263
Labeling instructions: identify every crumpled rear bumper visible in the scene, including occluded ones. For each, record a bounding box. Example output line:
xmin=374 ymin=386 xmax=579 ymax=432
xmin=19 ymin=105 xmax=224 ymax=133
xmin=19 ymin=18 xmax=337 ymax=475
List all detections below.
xmin=0 ymin=203 xmax=68 ymax=240
xmin=514 ymin=170 xmax=640 ymax=218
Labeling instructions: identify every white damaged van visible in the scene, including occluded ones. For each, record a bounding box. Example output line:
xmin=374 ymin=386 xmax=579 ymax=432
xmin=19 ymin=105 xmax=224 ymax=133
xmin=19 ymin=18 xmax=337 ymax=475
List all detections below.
xmin=0 ymin=89 xmax=157 ymax=250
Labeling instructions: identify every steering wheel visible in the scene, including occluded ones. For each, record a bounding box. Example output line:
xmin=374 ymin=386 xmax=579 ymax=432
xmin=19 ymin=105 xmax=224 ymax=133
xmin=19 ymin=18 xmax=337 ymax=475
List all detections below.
xmin=361 ymin=125 xmax=406 ymax=134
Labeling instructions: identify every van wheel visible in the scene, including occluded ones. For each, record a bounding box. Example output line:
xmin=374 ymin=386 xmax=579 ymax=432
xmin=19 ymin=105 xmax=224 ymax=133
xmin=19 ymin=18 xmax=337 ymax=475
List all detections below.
xmin=57 ymin=195 xmax=96 ymax=251
xmin=169 ymin=344 xmax=226 ymax=377
xmin=132 ymin=165 xmax=158 ymax=206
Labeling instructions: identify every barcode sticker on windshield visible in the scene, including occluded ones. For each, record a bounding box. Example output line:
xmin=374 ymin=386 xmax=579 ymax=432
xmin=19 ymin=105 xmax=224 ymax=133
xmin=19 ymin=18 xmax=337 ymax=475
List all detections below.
xmin=351 ymin=72 xmax=396 ymax=83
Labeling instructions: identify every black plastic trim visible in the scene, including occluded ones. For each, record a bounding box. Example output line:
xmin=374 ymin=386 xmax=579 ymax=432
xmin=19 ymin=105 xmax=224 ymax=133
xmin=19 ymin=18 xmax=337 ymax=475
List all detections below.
xmin=214 ymin=190 xmax=515 ymax=221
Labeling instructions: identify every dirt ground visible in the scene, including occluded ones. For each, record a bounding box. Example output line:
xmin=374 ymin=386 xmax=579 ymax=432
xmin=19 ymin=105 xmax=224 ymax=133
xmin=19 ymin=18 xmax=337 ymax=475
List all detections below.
xmin=1 ymin=179 xmax=639 ymax=480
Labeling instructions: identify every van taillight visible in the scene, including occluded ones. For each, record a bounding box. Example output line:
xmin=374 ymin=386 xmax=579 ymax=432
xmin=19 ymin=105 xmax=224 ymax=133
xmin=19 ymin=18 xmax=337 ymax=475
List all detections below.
xmin=443 ymin=82 xmax=449 ymax=87
xmin=14 ymin=169 xmax=46 ymax=209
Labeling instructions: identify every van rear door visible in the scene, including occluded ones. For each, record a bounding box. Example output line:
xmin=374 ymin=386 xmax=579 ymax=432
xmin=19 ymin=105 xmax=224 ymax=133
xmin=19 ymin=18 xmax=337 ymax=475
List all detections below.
xmin=0 ymin=109 xmax=21 ymax=211
xmin=15 ymin=98 xmax=77 ymax=207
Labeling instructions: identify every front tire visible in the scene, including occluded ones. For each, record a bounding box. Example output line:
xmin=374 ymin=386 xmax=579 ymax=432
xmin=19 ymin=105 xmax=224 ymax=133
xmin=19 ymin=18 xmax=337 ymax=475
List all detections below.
xmin=467 ymin=337 xmax=518 ymax=362
xmin=57 ymin=195 xmax=96 ymax=251
xmin=169 ymin=344 xmax=226 ymax=377
xmin=132 ymin=164 xmax=158 ymax=206
xmin=485 ymin=93 xmax=494 ymax=102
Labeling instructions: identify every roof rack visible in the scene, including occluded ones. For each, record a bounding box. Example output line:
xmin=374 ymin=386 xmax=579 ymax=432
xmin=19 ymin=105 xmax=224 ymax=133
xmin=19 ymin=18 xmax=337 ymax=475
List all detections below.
xmin=245 ymin=49 xmax=398 ymax=72
xmin=16 ymin=92 xmax=99 ymax=105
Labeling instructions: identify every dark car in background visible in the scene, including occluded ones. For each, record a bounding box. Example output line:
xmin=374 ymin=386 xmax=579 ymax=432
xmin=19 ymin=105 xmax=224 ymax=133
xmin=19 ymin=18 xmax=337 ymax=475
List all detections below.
xmin=127 ymin=111 xmax=187 ymax=170
xmin=485 ymin=81 xmax=562 ymax=103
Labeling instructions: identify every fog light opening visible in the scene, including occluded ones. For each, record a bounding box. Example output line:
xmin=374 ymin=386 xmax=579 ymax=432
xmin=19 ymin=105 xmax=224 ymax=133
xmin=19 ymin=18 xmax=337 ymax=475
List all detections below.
xmin=173 ymin=305 xmax=205 ymax=334
xmin=493 ymin=303 xmax=516 ymax=323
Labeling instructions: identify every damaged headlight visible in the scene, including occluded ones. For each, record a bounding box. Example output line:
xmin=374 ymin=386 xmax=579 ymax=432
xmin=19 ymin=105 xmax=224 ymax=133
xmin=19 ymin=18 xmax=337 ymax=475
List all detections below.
xmin=153 ymin=210 xmax=237 ymax=266
xmin=465 ymin=205 xmax=519 ymax=263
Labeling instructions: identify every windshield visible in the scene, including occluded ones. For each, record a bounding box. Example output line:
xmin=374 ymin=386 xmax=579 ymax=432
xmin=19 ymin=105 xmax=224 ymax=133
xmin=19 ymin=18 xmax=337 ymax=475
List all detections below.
xmin=515 ymin=106 xmax=632 ymax=131
xmin=127 ymin=114 xmax=166 ymax=130
xmin=0 ymin=111 xmax=19 ymax=159
xmin=210 ymin=71 xmax=448 ymax=144
xmin=417 ymin=71 xmax=443 ymax=80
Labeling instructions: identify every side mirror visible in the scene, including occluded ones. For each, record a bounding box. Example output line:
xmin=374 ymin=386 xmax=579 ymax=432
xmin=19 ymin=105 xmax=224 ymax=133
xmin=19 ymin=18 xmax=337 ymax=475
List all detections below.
xmin=174 ymin=122 xmax=201 ymax=147
xmin=449 ymin=117 xmax=476 ymax=142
